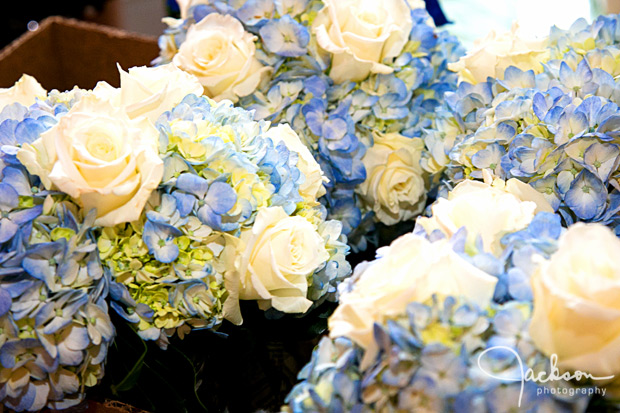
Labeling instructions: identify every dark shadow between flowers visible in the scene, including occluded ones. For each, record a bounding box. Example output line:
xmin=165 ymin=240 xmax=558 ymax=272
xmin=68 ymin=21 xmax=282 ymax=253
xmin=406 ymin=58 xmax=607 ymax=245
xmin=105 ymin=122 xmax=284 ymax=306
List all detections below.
xmin=84 ymin=300 xmax=336 ymax=412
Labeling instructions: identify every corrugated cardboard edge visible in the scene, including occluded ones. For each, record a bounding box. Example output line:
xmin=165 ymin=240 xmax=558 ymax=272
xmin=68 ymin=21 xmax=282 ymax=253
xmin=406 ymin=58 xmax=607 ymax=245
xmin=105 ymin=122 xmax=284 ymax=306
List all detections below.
xmin=0 ymin=16 xmax=159 ymax=90
xmin=0 ymin=16 xmax=158 ymax=61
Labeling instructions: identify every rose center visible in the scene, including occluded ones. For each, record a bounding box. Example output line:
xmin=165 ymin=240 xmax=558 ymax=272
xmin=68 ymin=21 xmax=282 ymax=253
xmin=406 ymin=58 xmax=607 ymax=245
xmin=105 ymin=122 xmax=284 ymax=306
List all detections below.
xmin=357 ymin=10 xmax=381 ymax=26
xmin=199 ymin=36 xmax=226 ymax=62
xmin=85 ymin=134 xmax=119 ymax=162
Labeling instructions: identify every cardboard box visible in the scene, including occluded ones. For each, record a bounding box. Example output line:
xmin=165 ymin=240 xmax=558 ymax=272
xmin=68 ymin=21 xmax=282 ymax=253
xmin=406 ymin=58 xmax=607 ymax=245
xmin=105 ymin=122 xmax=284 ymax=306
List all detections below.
xmin=0 ymin=16 xmax=159 ymax=91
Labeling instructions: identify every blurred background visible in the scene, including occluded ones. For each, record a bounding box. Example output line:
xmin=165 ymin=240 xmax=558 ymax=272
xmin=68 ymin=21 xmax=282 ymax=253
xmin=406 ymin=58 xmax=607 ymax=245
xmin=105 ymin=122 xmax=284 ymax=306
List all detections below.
xmin=0 ymin=0 xmax=170 ymax=48
xmin=0 ymin=0 xmax=617 ymax=50
xmin=442 ymin=0 xmax=619 ymax=47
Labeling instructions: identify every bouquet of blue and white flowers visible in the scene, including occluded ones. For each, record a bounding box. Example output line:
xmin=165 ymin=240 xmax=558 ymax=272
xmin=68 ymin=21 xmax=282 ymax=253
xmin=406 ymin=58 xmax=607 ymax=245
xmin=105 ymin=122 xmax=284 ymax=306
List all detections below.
xmin=423 ymin=14 xmax=620 ymax=231
xmin=0 ymin=79 xmax=114 ymax=411
xmin=0 ymin=61 xmax=351 ymax=411
xmin=286 ymin=173 xmax=620 ymax=412
xmin=156 ymin=0 xmax=464 ymax=249
xmin=285 ymin=14 xmax=620 ymax=412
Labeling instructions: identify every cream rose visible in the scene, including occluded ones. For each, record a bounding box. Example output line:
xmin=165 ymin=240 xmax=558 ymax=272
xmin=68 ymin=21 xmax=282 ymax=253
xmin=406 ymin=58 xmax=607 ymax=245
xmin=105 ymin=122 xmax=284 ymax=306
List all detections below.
xmin=0 ymin=74 xmax=47 ymax=110
xmin=329 ymin=234 xmax=497 ymax=367
xmin=356 ymin=132 xmax=426 ymax=225
xmin=173 ymin=13 xmax=270 ymax=102
xmin=312 ymin=0 xmax=413 ymax=83
xmin=17 ymin=94 xmax=163 ymax=227
xmin=529 ymin=223 xmax=620 ymax=378
xmin=407 ymin=0 xmax=427 ymax=10
xmin=448 ymin=22 xmax=549 ymax=84
xmin=264 ymin=123 xmax=328 ymax=200
xmin=236 ymin=207 xmax=329 ymax=313
xmin=417 ymin=172 xmax=553 ymax=256
xmin=93 ymin=63 xmax=203 ymax=123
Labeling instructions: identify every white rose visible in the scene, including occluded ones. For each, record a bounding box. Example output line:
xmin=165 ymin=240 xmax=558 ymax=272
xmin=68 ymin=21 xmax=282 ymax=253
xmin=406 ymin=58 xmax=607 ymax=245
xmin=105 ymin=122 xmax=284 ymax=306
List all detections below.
xmin=448 ymin=22 xmax=549 ymax=84
xmin=529 ymin=223 xmax=620 ymax=378
xmin=264 ymin=123 xmax=328 ymax=200
xmin=93 ymin=63 xmax=203 ymax=123
xmin=417 ymin=173 xmax=553 ymax=256
xmin=0 ymin=74 xmax=47 ymax=110
xmin=312 ymin=0 xmax=413 ymax=83
xmin=407 ymin=0 xmax=426 ymax=11
xmin=329 ymin=234 xmax=497 ymax=367
xmin=236 ymin=207 xmax=329 ymax=313
xmin=173 ymin=13 xmax=271 ymax=102
xmin=17 ymin=94 xmax=163 ymax=227
xmin=356 ymin=132 xmax=426 ymax=225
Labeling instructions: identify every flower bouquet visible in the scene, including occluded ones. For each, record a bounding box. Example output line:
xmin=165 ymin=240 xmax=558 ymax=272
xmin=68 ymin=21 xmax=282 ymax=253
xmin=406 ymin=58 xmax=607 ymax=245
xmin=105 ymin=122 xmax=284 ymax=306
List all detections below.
xmin=286 ymin=174 xmax=619 ymax=411
xmin=284 ymin=13 xmax=620 ymax=413
xmin=156 ymin=0 xmax=464 ymax=250
xmin=0 ymin=79 xmax=115 ymax=411
xmin=0 ymin=61 xmax=351 ymax=411
xmin=423 ymin=14 xmax=620 ymax=229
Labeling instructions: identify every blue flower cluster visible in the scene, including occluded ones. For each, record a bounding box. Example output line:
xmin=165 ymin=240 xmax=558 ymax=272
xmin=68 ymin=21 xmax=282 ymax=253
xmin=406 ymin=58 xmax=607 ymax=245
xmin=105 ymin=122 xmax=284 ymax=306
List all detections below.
xmin=284 ymin=201 xmax=596 ymax=411
xmin=0 ymin=98 xmax=114 ymax=411
xmin=157 ymin=1 xmax=464 ymax=249
xmin=423 ymin=14 xmax=620 ymax=233
xmin=417 ymin=211 xmax=564 ymax=304
xmin=285 ymin=296 xmax=589 ymax=412
xmin=104 ymin=95 xmax=350 ymax=347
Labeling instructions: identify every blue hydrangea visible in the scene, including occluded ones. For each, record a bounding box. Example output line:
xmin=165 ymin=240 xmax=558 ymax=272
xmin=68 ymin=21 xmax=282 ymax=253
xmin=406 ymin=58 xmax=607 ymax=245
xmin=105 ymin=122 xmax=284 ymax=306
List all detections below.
xmin=0 ymin=164 xmax=114 ymax=411
xmin=422 ymin=14 xmax=620 ymax=234
xmin=156 ymin=1 xmax=465 ymax=250
xmin=104 ymin=96 xmax=350 ymax=347
xmin=285 ymin=296 xmax=590 ymax=412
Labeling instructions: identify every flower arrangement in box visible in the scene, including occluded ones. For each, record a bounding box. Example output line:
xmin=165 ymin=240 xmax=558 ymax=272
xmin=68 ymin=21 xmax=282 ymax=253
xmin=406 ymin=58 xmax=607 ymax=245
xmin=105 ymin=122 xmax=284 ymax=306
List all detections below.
xmin=285 ymin=173 xmax=620 ymax=412
xmin=155 ymin=0 xmax=464 ymax=249
xmin=0 ymin=61 xmax=351 ymax=411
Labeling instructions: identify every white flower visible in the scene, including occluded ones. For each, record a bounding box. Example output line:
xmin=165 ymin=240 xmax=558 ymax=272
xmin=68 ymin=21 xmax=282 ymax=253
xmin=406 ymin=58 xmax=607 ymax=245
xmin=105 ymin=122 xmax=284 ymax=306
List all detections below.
xmin=312 ymin=0 xmax=413 ymax=83
xmin=173 ymin=13 xmax=271 ymax=102
xmin=417 ymin=172 xmax=553 ymax=256
xmin=235 ymin=207 xmax=329 ymax=314
xmin=264 ymin=123 xmax=328 ymax=200
xmin=93 ymin=63 xmax=203 ymax=123
xmin=448 ymin=22 xmax=549 ymax=84
xmin=356 ymin=132 xmax=426 ymax=225
xmin=0 ymin=74 xmax=47 ymax=110
xmin=329 ymin=234 xmax=497 ymax=367
xmin=17 ymin=94 xmax=163 ymax=227
xmin=530 ymin=223 xmax=620 ymax=378
xmin=407 ymin=0 xmax=426 ymax=10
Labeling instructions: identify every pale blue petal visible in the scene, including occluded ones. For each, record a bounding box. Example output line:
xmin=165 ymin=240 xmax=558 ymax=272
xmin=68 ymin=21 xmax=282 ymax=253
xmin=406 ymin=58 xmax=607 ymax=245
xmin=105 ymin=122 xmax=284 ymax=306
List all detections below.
xmin=175 ymin=173 xmax=209 ymax=199
xmin=172 ymin=190 xmax=196 ymax=216
xmin=0 ymin=217 xmax=18 ymax=243
xmin=564 ymin=170 xmax=607 ymax=220
xmin=583 ymin=142 xmax=620 ymax=182
xmin=137 ymin=327 xmax=161 ymax=341
xmin=0 ymin=182 xmax=19 ymax=211
xmin=0 ymin=287 xmax=10 ymax=316
xmin=204 ymin=181 xmax=237 ymax=215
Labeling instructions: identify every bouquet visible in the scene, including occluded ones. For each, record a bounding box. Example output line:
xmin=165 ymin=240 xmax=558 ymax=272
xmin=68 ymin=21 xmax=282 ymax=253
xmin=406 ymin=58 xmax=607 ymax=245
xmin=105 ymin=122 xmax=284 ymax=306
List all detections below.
xmin=285 ymin=14 xmax=620 ymax=412
xmin=422 ymin=14 xmax=620 ymax=230
xmin=0 ymin=78 xmax=114 ymax=411
xmin=156 ymin=0 xmax=464 ymax=249
xmin=0 ymin=61 xmax=351 ymax=411
xmin=285 ymin=174 xmax=618 ymax=411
